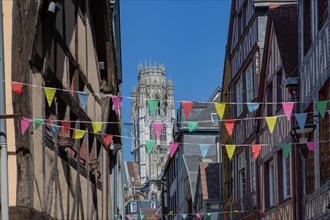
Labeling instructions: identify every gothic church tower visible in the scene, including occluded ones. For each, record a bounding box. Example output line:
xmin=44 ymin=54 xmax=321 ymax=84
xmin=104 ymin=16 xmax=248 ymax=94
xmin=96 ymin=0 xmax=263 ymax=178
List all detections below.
xmin=131 ymin=62 xmax=175 ymax=199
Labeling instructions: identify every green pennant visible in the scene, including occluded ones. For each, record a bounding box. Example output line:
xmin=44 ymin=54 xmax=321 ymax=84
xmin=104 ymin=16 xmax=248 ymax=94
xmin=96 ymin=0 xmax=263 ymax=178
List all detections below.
xmin=187 ymin=121 xmax=198 ymax=132
xmin=147 ymin=99 xmax=159 ymax=116
xmin=271 ymin=207 xmax=276 ymax=213
xmin=281 ymin=144 xmax=291 ymax=159
xmin=140 ymin=214 xmax=145 ymax=219
xmin=206 ymin=212 xmax=211 ymax=216
xmin=33 ymin=119 xmax=43 ymax=129
xmin=145 ymin=140 xmax=156 ymax=155
xmin=317 ymin=101 xmax=328 ymax=118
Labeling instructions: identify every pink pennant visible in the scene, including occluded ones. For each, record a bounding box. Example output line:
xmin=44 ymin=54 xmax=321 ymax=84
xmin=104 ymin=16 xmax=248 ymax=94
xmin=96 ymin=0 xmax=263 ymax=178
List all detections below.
xmin=126 ymin=214 xmax=131 ymax=219
xmin=258 ymin=209 xmax=264 ymax=215
xmin=182 ymin=101 xmax=193 ymax=118
xmin=251 ymin=145 xmax=261 ymax=160
xmin=169 ymin=142 xmax=180 ymax=158
xmin=111 ymin=96 xmax=123 ymax=114
xmin=282 ymin=102 xmax=295 ymax=121
xmin=103 ymin=134 xmax=113 ymax=149
xmin=11 ymin=82 xmax=23 ymax=95
xmin=306 ymin=142 xmax=316 ymax=151
xmin=153 ymin=122 xmax=164 ymax=139
xmin=224 ymin=120 xmax=235 ymax=137
xmin=21 ymin=117 xmax=32 ymax=135
xmin=195 ymin=213 xmax=200 ymax=219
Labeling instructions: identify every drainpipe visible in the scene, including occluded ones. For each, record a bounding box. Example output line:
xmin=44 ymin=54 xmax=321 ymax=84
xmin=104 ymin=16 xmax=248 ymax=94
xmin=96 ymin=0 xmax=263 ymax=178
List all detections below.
xmin=0 ymin=1 xmax=9 ymax=219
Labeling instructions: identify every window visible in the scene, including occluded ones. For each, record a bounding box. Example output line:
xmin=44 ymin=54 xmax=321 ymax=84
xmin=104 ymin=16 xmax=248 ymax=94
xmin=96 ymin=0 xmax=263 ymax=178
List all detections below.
xmin=276 ymin=71 xmax=283 ymax=110
xmin=318 ymin=0 xmax=328 ymax=28
xmin=304 ymin=0 xmax=312 ymax=53
xmin=211 ymin=113 xmax=220 ymax=124
xmin=246 ymin=64 xmax=254 ymax=102
xmin=319 ymin=80 xmax=330 ymax=184
xmin=130 ymin=202 xmax=137 ymax=212
xmin=269 ymin=161 xmax=275 ymax=207
xmin=278 ymin=150 xmax=291 ymax=201
xmin=151 ymin=201 xmax=156 ymax=209
xmin=236 ymin=77 xmax=244 ymax=116
xmin=305 ymin=104 xmax=315 ymax=193
xmin=238 ymin=152 xmax=246 ymax=199
xmin=267 ymin=82 xmax=273 ymax=116
xmin=249 ymin=148 xmax=256 ymax=193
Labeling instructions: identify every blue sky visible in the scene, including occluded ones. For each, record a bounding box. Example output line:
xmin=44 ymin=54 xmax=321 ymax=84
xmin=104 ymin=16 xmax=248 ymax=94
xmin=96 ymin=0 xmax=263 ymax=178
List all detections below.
xmin=120 ymin=0 xmax=231 ymax=161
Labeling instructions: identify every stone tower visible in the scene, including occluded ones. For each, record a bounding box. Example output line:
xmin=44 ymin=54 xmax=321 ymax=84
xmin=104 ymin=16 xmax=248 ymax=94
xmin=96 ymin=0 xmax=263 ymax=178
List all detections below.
xmin=131 ymin=62 xmax=175 ymax=199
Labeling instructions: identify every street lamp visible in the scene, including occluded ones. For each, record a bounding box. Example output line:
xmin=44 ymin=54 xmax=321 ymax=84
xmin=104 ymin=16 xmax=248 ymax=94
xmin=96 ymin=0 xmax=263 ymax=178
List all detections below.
xmin=290 ymin=122 xmax=316 ymax=157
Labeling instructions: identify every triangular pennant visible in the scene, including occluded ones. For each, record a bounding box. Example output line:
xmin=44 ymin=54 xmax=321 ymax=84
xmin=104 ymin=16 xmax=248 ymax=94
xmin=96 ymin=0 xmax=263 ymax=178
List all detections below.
xmin=145 ymin=140 xmax=155 ymax=155
xmin=271 ymin=207 xmax=276 ymax=213
xmin=147 ymin=99 xmax=159 ymax=116
xmin=125 ymin=214 xmax=131 ymax=219
xmin=111 ymin=96 xmax=123 ymax=114
xmin=103 ymin=134 xmax=113 ymax=149
xmin=140 ymin=214 xmax=144 ymax=219
xmin=75 ymin=129 xmax=86 ymax=140
xmin=182 ymin=101 xmax=193 ymax=118
xmin=295 ymin=113 xmax=307 ymax=130
xmin=20 ymin=117 xmax=32 ymax=135
xmin=317 ymin=101 xmax=328 ymax=118
xmin=265 ymin=116 xmax=277 ymax=134
xmin=50 ymin=124 xmax=61 ymax=138
xmin=281 ymin=144 xmax=291 ymax=159
xmin=181 ymin=214 xmax=187 ymax=219
xmin=247 ymin=103 xmax=260 ymax=113
xmin=168 ymin=211 xmax=174 ymax=216
xmin=224 ymin=120 xmax=235 ymax=137
xmin=169 ymin=142 xmax=180 ymax=158
xmin=258 ymin=210 xmax=264 ymax=215
xmin=44 ymin=87 xmax=57 ymax=107
xmin=215 ymin=102 xmax=226 ymax=120
xmin=195 ymin=213 xmax=200 ymax=219
xmin=33 ymin=119 xmax=43 ymax=129
xmin=234 ymin=210 xmax=239 ymax=213
xmin=153 ymin=122 xmax=164 ymax=139
xmin=77 ymin=92 xmax=89 ymax=110
xmin=225 ymin=145 xmax=236 ymax=160
xmin=282 ymin=102 xmax=294 ymax=121
xmin=206 ymin=213 xmax=211 ymax=216
xmin=306 ymin=142 xmax=316 ymax=151
xmin=187 ymin=121 xmax=198 ymax=132
xmin=251 ymin=144 xmax=261 ymax=160
xmin=11 ymin=82 xmax=23 ymax=95
xmin=200 ymin=144 xmax=210 ymax=158
xmin=92 ymin=122 xmax=102 ymax=133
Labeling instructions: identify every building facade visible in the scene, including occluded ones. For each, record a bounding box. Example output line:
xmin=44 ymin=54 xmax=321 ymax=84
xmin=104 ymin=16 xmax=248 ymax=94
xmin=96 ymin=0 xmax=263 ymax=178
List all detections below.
xmin=1 ymin=0 xmax=122 ymax=219
xmin=298 ymin=0 xmax=330 ymax=219
xmin=131 ymin=63 xmax=175 ymax=200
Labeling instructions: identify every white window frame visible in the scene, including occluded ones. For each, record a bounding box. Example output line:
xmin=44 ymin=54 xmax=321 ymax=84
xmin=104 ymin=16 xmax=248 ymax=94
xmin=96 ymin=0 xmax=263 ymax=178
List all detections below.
xmin=269 ymin=161 xmax=275 ymax=207
xmin=151 ymin=201 xmax=156 ymax=209
xmin=130 ymin=202 xmax=137 ymax=212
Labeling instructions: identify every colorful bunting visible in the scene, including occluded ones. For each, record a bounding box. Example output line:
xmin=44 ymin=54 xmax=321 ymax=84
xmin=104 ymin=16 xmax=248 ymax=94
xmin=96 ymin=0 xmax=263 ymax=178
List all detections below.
xmin=251 ymin=144 xmax=261 ymax=160
xmin=111 ymin=96 xmax=123 ymax=114
xmin=181 ymin=214 xmax=187 ymax=219
xmin=125 ymin=214 xmax=131 ymax=219
xmin=247 ymin=103 xmax=259 ymax=113
xmin=234 ymin=210 xmax=239 ymax=213
xmin=103 ymin=134 xmax=113 ymax=149
xmin=147 ymin=99 xmax=159 ymax=116
xmin=307 ymin=142 xmax=316 ymax=151
xmin=187 ymin=121 xmax=198 ymax=132
xmin=153 ymin=122 xmax=164 ymax=139
xmin=200 ymin=144 xmax=210 ymax=158
xmin=206 ymin=213 xmax=211 ymax=216
xmin=224 ymin=120 xmax=235 ymax=137
xmin=317 ymin=101 xmax=328 ymax=118
xmin=145 ymin=140 xmax=155 ymax=155
xmin=265 ymin=116 xmax=277 ymax=134
xmin=195 ymin=213 xmax=200 ymax=219
xmin=226 ymin=145 xmax=236 ymax=160
xmin=271 ymin=207 xmax=276 ymax=213
xmin=182 ymin=101 xmax=193 ymax=118
xmin=169 ymin=142 xmax=180 ymax=158
xmin=140 ymin=214 xmax=144 ymax=219
xmin=75 ymin=129 xmax=86 ymax=140
xmin=11 ymin=82 xmax=23 ymax=95
xmin=281 ymin=144 xmax=291 ymax=159
xmin=295 ymin=113 xmax=307 ymax=130
xmin=33 ymin=119 xmax=43 ymax=129
xmin=215 ymin=102 xmax=226 ymax=120
xmin=92 ymin=122 xmax=102 ymax=133
xmin=258 ymin=210 xmax=264 ymax=215
xmin=77 ymin=92 xmax=89 ymax=110
xmin=168 ymin=211 xmax=174 ymax=216
xmin=50 ymin=124 xmax=61 ymax=138
xmin=44 ymin=87 xmax=57 ymax=107
xmin=20 ymin=118 xmax=32 ymax=135
xmin=282 ymin=102 xmax=294 ymax=121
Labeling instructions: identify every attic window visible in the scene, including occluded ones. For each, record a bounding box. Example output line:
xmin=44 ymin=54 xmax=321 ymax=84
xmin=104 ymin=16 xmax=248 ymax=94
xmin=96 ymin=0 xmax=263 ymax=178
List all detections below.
xmin=211 ymin=113 xmax=220 ymax=124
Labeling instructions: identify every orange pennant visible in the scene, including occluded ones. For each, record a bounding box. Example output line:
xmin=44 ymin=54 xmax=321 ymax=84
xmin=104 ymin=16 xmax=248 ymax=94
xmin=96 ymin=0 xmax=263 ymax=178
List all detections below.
xmin=251 ymin=145 xmax=261 ymax=160
xmin=182 ymin=102 xmax=193 ymax=118
xmin=224 ymin=120 xmax=235 ymax=137
xmin=103 ymin=134 xmax=113 ymax=149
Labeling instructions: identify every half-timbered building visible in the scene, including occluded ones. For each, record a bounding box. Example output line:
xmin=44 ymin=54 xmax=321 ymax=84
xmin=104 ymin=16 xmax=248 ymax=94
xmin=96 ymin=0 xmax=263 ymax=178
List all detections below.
xmin=256 ymin=5 xmax=298 ymax=219
xmin=6 ymin=0 xmax=122 ymax=219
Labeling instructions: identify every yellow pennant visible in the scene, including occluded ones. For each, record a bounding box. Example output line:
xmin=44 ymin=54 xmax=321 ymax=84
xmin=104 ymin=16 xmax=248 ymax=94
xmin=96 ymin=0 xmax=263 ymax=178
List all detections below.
xmin=215 ymin=102 xmax=226 ymax=120
xmin=92 ymin=122 xmax=102 ymax=133
xmin=225 ymin=145 xmax=236 ymax=160
xmin=44 ymin=87 xmax=57 ymax=107
xmin=265 ymin=116 xmax=277 ymax=134
xmin=75 ymin=129 xmax=86 ymax=140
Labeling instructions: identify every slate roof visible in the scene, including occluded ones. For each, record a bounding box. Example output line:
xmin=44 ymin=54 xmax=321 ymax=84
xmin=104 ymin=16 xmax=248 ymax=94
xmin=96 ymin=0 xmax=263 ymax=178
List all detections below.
xmin=268 ymin=4 xmax=298 ymax=76
xmin=199 ymin=162 xmax=220 ymax=201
